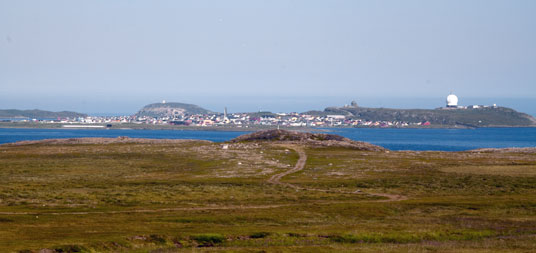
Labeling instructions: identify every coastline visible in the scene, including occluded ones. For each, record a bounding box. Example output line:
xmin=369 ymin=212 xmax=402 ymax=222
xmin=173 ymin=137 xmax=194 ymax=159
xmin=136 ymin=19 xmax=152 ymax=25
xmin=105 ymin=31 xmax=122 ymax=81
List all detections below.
xmin=1 ymin=122 xmax=534 ymax=131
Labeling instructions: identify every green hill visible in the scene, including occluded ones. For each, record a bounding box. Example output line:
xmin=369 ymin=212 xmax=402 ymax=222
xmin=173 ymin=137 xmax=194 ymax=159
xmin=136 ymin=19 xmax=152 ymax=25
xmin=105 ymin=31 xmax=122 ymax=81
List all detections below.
xmin=307 ymin=106 xmax=536 ymax=127
xmin=0 ymin=109 xmax=87 ymax=119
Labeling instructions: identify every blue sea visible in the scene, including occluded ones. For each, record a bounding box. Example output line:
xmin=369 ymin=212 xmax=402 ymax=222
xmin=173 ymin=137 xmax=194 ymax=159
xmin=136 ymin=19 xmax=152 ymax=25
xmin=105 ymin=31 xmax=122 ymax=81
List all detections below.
xmin=0 ymin=127 xmax=535 ymax=151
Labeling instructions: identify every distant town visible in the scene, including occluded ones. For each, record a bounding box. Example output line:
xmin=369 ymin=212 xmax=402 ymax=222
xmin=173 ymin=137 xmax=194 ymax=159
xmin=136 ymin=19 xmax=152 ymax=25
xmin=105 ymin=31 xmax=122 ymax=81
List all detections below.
xmin=2 ymin=110 xmax=426 ymax=128
xmin=56 ymin=112 xmax=426 ymax=128
xmin=1 ymin=94 xmax=534 ymax=128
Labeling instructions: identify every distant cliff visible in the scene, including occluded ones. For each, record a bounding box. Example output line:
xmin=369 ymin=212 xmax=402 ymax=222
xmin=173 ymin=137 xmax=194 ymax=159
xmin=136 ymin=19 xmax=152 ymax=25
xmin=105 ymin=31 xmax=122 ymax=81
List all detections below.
xmin=0 ymin=109 xmax=87 ymax=118
xmin=306 ymin=106 xmax=536 ymax=127
xmin=135 ymin=102 xmax=212 ymax=118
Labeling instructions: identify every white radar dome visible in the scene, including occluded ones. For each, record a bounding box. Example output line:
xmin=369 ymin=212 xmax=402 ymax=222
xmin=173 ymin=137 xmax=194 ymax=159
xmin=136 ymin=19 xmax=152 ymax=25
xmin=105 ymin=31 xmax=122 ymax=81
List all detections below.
xmin=446 ymin=94 xmax=458 ymax=107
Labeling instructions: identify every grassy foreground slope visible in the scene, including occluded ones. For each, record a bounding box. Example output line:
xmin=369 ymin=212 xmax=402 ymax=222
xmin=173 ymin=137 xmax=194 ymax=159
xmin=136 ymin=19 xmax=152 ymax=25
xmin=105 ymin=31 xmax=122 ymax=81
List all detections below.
xmin=0 ymin=136 xmax=536 ymax=252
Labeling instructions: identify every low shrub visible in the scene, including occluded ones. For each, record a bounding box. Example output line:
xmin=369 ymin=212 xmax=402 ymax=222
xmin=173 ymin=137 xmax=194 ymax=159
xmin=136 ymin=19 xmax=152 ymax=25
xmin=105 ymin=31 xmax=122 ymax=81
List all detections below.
xmin=330 ymin=233 xmax=421 ymax=244
xmin=148 ymin=234 xmax=167 ymax=244
xmin=287 ymin=232 xmax=307 ymax=237
xmin=52 ymin=244 xmax=88 ymax=252
xmin=330 ymin=230 xmax=496 ymax=244
xmin=191 ymin=233 xmax=226 ymax=246
xmin=250 ymin=232 xmax=271 ymax=238
xmin=0 ymin=217 xmax=13 ymax=222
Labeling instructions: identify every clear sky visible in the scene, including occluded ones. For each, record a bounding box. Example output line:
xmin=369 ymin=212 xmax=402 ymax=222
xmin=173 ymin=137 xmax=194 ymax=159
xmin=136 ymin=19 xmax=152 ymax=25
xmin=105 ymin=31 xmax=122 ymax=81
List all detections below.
xmin=1 ymin=0 xmax=535 ymax=115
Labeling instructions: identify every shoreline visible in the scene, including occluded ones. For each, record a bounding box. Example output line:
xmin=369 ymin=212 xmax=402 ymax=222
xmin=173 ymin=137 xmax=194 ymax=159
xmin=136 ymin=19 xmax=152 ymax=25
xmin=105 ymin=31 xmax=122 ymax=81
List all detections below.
xmin=1 ymin=122 xmax=534 ymax=131
xmin=2 ymin=136 xmax=536 ymax=154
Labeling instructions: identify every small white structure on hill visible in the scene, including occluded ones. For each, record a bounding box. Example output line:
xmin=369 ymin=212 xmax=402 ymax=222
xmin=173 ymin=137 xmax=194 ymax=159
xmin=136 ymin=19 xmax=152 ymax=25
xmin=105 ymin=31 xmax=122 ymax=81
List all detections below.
xmin=446 ymin=94 xmax=458 ymax=108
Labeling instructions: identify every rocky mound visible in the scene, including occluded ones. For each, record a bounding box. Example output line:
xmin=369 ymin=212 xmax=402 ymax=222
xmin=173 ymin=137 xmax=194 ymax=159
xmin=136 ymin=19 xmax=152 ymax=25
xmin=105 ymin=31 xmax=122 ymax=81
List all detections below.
xmin=230 ymin=129 xmax=386 ymax=151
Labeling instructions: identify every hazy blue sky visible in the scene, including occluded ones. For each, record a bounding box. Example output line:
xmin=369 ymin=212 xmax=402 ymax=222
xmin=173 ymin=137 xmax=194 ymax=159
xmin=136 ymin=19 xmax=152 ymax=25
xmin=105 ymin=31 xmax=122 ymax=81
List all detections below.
xmin=1 ymin=0 xmax=535 ymax=115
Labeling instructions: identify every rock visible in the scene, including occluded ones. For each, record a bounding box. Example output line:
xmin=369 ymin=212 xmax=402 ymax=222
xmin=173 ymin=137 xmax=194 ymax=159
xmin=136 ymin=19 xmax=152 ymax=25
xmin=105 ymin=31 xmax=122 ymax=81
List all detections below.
xmin=230 ymin=129 xmax=386 ymax=151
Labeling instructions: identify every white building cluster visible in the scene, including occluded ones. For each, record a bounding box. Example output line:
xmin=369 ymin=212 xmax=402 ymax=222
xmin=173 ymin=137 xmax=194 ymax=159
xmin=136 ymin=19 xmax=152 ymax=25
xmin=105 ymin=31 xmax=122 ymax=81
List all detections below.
xmin=444 ymin=93 xmax=497 ymax=109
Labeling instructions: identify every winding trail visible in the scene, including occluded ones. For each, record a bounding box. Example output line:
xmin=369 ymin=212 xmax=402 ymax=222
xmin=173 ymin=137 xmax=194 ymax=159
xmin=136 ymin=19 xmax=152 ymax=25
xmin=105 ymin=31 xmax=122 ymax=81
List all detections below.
xmin=267 ymin=145 xmax=306 ymax=189
xmin=0 ymin=145 xmax=406 ymax=216
xmin=267 ymin=145 xmax=408 ymax=202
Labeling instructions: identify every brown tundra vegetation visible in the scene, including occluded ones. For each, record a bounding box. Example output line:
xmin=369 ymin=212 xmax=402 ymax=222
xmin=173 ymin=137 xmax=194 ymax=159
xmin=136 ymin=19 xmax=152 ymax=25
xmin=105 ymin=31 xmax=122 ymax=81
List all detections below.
xmin=0 ymin=130 xmax=535 ymax=252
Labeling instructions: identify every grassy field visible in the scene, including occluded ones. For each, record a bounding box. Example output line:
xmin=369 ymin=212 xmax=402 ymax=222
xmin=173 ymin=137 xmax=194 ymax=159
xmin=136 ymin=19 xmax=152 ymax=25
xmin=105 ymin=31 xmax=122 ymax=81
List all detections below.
xmin=0 ymin=140 xmax=535 ymax=252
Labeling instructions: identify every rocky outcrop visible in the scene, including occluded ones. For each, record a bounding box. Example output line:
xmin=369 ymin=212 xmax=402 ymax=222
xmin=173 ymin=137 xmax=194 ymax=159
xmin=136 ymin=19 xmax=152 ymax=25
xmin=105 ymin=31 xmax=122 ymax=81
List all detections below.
xmin=230 ymin=129 xmax=386 ymax=151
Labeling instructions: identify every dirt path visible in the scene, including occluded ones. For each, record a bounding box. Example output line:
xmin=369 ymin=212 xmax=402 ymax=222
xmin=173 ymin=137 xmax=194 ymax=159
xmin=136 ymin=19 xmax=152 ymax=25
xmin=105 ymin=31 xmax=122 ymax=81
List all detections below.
xmin=267 ymin=145 xmax=306 ymax=189
xmin=370 ymin=193 xmax=408 ymax=202
xmin=267 ymin=145 xmax=408 ymax=202
xmin=0 ymin=204 xmax=294 ymax=216
xmin=0 ymin=195 xmax=406 ymax=216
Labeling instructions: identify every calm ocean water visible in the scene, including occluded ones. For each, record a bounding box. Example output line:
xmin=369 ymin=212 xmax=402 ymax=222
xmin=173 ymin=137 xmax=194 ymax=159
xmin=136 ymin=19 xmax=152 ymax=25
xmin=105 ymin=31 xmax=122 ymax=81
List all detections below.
xmin=329 ymin=127 xmax=536 ymax=151
xmin=0 ymin=127 xmax=535 ymax=151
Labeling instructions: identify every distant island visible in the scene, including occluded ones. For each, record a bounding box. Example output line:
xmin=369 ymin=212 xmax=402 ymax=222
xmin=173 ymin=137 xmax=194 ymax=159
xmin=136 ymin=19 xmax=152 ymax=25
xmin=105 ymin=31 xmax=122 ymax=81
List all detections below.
xmin=1 ymin=95 xmax=535 ymax=129
xmin=305 ymin=105 xmax=536 ymax=128
xmin=0 ymin=109 xmax=87 ymax=119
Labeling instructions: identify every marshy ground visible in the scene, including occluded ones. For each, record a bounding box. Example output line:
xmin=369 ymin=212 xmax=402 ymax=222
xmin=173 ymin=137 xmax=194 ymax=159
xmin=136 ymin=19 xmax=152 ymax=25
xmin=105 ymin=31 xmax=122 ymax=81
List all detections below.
xmin=0 ymin=138 xmax=535 ymax=252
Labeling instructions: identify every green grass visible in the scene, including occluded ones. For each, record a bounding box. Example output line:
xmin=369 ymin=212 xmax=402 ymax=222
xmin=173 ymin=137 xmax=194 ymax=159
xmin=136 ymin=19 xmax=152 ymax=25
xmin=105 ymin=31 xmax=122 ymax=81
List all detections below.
xmin=0 ymin=141 xmax=535 ymax=252
xmin=191 ymin=233 xmax=226 ymax=245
